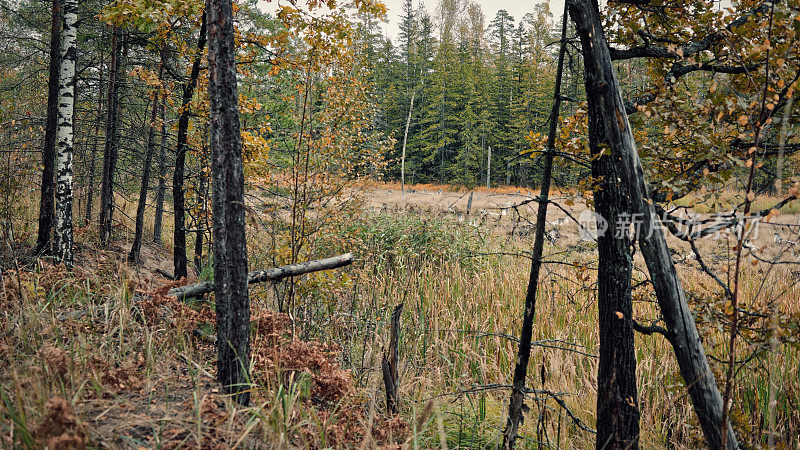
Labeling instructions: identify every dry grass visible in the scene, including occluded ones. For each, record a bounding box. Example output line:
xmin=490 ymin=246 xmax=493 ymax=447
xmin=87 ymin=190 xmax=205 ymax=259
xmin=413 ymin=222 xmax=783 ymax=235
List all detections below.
xmin=304 ymin=251 xmax=800 ymax=448
xmin=673 ymin=189 xmax=800 ymax=215
xmin=1 ymin=188 xmax=799 ymax=448
xmin=0 ymin=246 xmax=408 ymax=448
xmin=376 ymin=180 xmax=576 ymax=197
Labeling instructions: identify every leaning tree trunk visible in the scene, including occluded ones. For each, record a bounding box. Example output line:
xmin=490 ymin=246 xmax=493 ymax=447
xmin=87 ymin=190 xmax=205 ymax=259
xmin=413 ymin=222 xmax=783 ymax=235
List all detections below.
xmin=208 ymin=0 xmax=250 ymax=406
xmin=129 ymin=49 xmax=165 ymax=263
xmin=567 ymin=0 xmax=738 ymax=448
xmin=173 ymin=11 xmax=207 ymax=279
xmin=401 ymin=91 xmax=414 ymax=195
xmin=99 ymin=26 xmax=122 ymax=246
xmin=36 ymin=0 xmax=62 ymax=255
xmin=502 ymin=10 xmax=570 ymax=449
xmin=53 ymin=0 xmax=77 ymax=267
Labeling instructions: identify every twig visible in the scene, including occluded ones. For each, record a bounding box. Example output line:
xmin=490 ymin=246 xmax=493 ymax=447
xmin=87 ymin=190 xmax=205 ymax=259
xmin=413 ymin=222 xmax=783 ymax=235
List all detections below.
xmin=688 ymin=238 xmax=733 ymax=299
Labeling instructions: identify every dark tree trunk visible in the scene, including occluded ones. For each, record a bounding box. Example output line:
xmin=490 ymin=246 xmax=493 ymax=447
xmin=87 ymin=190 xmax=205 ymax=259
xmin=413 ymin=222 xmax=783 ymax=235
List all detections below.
xmin=85 ymin=50 xmax=104 ymax=224
xmin=129 ymin=49 xmax=165 ymax=263
xmin=194 ymin=163 xmax=207 ymax=271
xmin=590 ymin=122 xmax=640 ymax=450
xmin=99 ymin=26 xmax=122 ymax=246
xmin=382 ymin=303 xmax=403 ymax=414
xmin=502 ymin=10 xmax=569 ymax=449
xmin=84 ymin=142 xmax=96 ymax=224
xmin=153 ymin=94 xmax=167 ymax=244
xmin=36 ymin=0 xmax=62 ymax=255
xmin=569 ymin=3 xmax=641 ymax=447
xmin=207 ymin=0 xmax=250 ymax=405
xmin=173 ymin=11 xmax=207 ymax=279
xmin=567 ymin=0 xmax=737 ymax=448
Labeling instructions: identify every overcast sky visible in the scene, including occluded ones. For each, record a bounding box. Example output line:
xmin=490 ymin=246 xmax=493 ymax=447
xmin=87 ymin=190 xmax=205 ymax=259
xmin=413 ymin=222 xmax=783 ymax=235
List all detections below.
xmin=259 ymin=0 xmax=565 ymax=42
xmin=379 ymin=0 xmax=564 ymax=40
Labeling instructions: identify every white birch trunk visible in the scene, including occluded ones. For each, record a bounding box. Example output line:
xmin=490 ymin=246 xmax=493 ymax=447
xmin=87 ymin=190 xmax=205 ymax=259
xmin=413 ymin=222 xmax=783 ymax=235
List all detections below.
xmin=486 ymin=146 xmax=492 ymax=189
xmin=401 ymin=91 xmax=414 ymax=196
xmin=53 ymin=0 xmax=77 ymax=267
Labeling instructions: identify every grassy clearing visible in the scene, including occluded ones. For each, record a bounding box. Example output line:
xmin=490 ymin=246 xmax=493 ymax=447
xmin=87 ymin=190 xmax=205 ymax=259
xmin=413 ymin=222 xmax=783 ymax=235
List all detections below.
xmin=673 ymin=189 xmax=800 ymax=215
xmin=1 ymin=192 xmax=799 ymax=448
xmin=375 ymin=180 xmax=574 ymax=197
xmin=298 ymin=211 xmax=799 ymax=448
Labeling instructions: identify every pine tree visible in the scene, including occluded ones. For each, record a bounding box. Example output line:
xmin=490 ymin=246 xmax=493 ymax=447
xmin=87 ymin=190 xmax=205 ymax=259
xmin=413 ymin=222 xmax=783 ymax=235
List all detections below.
xmin=207 ymin=0 xmax=250 ymax=406
xmin=398 ymin=0 xmax=416 ymax=91
xmin=174 ymin=11 xmax=207 ymax=279
xmin=488 ymin=10 xmax=515 ymax=185
xmin=129 ymin=45 xmax=165 ymax=263
xmin=98 ymin=26 xmax=124 ymax=246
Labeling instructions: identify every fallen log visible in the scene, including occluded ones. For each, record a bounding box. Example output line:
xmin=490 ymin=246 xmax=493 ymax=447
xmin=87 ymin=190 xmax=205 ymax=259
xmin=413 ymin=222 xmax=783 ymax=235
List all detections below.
xmin=169 ymin=253 xmax=354 ymax=299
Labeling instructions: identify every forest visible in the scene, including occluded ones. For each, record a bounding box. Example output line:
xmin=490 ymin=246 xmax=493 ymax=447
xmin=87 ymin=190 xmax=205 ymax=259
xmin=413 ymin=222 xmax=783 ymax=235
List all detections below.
xmin=0 ymin=0 xmax=799 ymax=447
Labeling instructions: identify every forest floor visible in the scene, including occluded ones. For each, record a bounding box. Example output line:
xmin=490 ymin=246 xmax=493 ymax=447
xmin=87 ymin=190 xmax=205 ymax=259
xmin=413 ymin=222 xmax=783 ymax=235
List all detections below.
xmin=0 ymin=236 xmax=407 ymax=449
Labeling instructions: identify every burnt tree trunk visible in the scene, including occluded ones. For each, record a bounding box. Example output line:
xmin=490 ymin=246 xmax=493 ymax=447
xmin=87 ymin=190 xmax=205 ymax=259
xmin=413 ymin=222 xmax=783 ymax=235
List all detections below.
xmin=208 ymin=0 xmax=250 ymax=405
xmin=36 ymin=0 xmax=62 ymax=255
xmin=501 ymin=8 xmax=570 ymax=449
xmin=99 ymin=26 xmax=122 ymax=246
xmin=590 ymin=117 xmax=640 ymax=449
xmin=567 ymin=0 xmax=737 ymax=448
xmin=173 ymin=11 xmax=207 ymax=279
xmin=129 ymin=48 xmax=165 ymax=263
xmin=571 ymin=2 xmax=641 ymax=447
xmin=382 ymin=303 xmax=403 ymax=414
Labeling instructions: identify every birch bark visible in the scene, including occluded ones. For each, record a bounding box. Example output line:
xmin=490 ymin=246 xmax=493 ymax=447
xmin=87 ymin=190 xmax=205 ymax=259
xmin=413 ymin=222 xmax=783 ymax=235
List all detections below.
xmin=53 ymin=0 xmax=77 ymax=267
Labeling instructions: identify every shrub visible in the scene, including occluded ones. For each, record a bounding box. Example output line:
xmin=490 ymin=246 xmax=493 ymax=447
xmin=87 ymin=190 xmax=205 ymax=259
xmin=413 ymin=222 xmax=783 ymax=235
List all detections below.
xmin=324 ymin=212 xmax=482 ymax=272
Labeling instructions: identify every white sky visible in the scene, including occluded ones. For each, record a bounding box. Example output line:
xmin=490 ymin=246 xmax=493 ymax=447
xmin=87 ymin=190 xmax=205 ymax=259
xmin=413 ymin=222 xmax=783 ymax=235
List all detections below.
xmin=258 ymin=0 xmax=565 ymax=42
xmin=261 ymin=0 xmax=731 ymax=43
xmin=379 ymin=0 xmax=565 ymax=40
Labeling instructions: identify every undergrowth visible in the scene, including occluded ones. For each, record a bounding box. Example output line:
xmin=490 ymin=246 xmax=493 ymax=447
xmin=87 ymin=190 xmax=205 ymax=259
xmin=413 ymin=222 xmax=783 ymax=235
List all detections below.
xmin=1 ymin=197 xmax=799 ymax=448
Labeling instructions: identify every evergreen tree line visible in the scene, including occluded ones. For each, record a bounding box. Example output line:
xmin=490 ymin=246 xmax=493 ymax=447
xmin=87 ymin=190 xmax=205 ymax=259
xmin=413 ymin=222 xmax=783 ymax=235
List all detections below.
xmin=364 ymin=0 xmax=587 ymax=188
